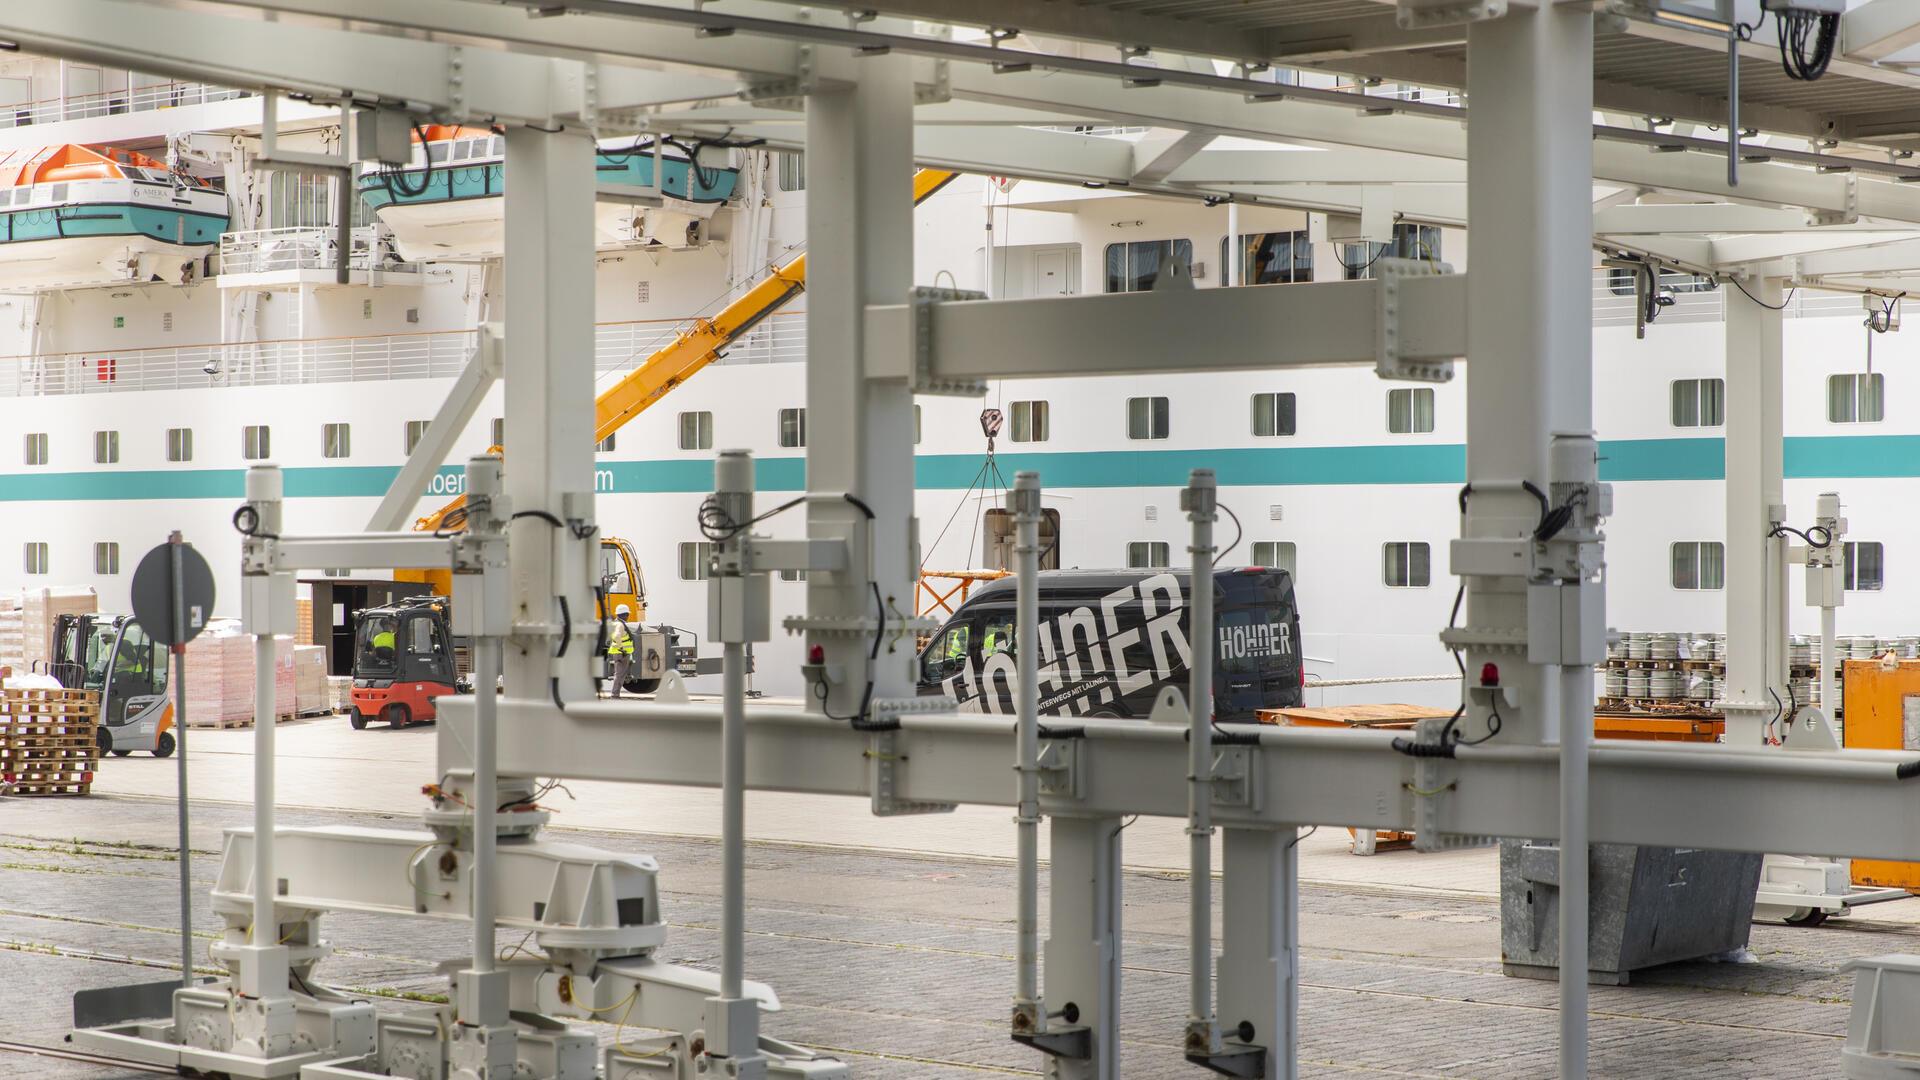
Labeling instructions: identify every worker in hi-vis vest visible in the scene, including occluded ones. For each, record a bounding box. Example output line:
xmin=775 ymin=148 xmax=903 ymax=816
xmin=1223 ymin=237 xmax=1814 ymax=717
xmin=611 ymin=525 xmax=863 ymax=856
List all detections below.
xmin=607 ymin=604 xmax=635 ymax=697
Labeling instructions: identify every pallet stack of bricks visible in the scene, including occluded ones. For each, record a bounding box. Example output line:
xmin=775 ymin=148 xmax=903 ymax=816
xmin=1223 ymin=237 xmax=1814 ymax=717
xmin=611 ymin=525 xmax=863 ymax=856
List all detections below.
xmin=0 ymin=687 xmax=99 ymax=796
xmin=182 ymin=624 xmax=298 ymax=726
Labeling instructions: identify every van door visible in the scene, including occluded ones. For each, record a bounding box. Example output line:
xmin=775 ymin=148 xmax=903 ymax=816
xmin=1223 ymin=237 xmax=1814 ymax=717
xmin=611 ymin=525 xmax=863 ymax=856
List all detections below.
xmin=1214 ymin=600 xmax=1302 ymax=721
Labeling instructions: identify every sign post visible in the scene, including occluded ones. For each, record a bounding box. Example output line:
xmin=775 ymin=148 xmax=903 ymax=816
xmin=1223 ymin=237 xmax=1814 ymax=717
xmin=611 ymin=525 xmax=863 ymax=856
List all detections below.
xmin=131 ymin=533 xmax=214 ymax=989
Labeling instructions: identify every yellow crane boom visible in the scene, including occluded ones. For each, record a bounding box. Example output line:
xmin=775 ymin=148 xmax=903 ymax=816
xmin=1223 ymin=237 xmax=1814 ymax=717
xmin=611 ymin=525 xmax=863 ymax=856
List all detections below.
xmin=411 ymin=166 xmax=960 ymax=537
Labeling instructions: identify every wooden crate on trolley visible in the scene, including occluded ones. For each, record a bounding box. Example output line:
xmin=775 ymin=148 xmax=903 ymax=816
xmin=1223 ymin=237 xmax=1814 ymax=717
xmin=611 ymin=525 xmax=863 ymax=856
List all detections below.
xmin=0 ymin=686 xmax=100 ymax=796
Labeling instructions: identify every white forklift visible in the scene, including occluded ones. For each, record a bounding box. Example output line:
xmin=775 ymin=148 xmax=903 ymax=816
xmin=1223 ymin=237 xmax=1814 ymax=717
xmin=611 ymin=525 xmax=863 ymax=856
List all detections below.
xmin=42 ymin=612 xmax=175 ymax=758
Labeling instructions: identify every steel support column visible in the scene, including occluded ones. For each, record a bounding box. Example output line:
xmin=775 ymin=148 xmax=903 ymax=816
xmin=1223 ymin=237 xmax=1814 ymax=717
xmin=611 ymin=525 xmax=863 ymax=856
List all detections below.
xmin=1043 ymin=815 xmax=1123 ymax=1080
xmin=1220 ymin=828 xmax=1299 ymax=1080
xmin=502 ymin=126 xmax=598 ymax=700
xmin=1723 ymin=276 xmax=1787 ymax=748
xmin=1463 ymin=7 xmax=1596 ymax=1077
xmin=803 ymin=57 xmax=917 ymax=717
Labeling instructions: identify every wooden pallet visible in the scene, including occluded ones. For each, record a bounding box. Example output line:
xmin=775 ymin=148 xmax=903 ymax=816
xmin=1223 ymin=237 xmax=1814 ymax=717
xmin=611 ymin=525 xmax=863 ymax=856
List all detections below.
xmin=1596 ymin=697 xmax=1723 ymax=719
xmin=2 ymin=747 xmax=99 ymax=765
xmin=185 ymin=715 xmax=255 ymax=729
xmin=1 ymin=719 xmax=95 ymax=739
xmin=9 ymin=780 xmax=90 ymax=796
xmin=0 ymin=687 xmax=98 ymax=704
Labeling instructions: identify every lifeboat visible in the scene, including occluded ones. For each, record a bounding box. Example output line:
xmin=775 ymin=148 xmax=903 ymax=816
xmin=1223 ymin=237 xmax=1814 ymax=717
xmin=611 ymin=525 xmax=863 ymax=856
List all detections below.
xmin=0 ymin=144 xmax=228 ymax=288
xmin=354 ymin=125 xmax=740 ymax=261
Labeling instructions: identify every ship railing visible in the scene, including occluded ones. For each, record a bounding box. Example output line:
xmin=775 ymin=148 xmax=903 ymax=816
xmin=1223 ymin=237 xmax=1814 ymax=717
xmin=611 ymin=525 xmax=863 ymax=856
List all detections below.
xmin=219 ymin=226 xmax=423 ymax=276
xmin=1591 ymin=267 xmax=1863 ymax=328
xmin=0 ymin=81 xmax=248 ymax=129
xmin=0 ymin=310 xmax=809 ymax=397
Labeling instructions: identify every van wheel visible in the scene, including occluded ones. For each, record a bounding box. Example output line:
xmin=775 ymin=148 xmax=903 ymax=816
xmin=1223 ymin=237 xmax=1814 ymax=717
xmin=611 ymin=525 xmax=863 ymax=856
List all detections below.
xmin=112 ymin=748 xmax=133 ymax=758
xmin=153 ymin=732 xmax=175 ymax=759
xmin=385 ymin=703 xmax=412 ymax=728
xmin=625 ymin=678 xmax=662 ymax=695
xmin=348 ymin=710 xmax=368 ymax=730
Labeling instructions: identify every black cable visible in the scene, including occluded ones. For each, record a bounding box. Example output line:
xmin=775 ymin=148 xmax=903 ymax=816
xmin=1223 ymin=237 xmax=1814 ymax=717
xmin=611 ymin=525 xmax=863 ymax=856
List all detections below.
xmin=382 ymin=123 xmax=436 ymax=199
xmin=231 ymin=503 xmax=279 ymax=539
xmin=1769 ymin=523 xmax=1833 ymax=549
xmin=1333 ymin=241 xmax=1386 ymax=278
xmin=511 ymin=509 xmax=565 ymax=529
xmin=1212 ymin=503 xmax=1244 ymax=567
xmin=698 ymin=494 xmax=806 ymax=543
xmin=1640 ymin=261 xmax=1660 ymax=327
xmin=555 ymin=594 xmax=572 ymax=660
xmin=1727 ymin=276 xmax=1796 ymax=311
xmin=1776 ymin=9 xmax=1838 ymax=82
xmin=432 ymin=503 xmax=473 ymax=539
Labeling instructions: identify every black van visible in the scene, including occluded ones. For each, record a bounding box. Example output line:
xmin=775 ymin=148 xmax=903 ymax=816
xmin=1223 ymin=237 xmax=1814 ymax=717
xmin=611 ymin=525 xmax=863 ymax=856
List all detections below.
xmin=917 ymin=568 xmax=1304 ymax=722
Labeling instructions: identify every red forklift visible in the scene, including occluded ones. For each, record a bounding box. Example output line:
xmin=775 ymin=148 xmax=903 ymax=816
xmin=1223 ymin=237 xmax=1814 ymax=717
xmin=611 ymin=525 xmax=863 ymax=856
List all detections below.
xmin=348 ymin=596 xmax=457 ymax=729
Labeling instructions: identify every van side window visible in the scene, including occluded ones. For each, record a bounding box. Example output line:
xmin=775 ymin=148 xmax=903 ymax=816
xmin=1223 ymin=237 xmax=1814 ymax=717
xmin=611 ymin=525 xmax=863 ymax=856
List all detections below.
xmin=981 ymin=615 xmax=1015 ymax=657
xmin=923 ymin=623 xmax=971 ymax=682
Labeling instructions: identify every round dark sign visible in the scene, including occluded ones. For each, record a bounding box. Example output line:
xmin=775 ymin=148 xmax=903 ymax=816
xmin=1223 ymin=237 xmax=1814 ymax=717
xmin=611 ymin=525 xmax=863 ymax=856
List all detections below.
xmin=131 ymin=541 xmax=216 ymax=646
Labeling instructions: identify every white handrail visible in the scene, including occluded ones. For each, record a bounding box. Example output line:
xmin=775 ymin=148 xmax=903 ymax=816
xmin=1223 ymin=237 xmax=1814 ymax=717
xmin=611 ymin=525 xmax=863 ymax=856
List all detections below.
xmin=0 ymin=310 xmax=809 ymax=397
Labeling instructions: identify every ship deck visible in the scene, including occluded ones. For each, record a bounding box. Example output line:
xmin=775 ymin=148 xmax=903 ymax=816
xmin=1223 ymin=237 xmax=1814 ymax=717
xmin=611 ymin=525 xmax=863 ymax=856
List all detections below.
xmin=2 ymin=715 xmax=1912 ymax=1078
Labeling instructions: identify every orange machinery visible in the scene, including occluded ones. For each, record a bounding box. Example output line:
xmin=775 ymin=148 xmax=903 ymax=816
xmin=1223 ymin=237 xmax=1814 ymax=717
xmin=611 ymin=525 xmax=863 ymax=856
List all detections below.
xmin=1841 ymin=658 xmax=1920 ymax=891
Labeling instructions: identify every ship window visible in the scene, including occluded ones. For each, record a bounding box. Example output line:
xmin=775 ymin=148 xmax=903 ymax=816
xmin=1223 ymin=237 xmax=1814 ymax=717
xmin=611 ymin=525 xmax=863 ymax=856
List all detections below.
xmin=1342 ymin=223 xmax=1440 ymax=280
xmin=1252 ymin=541 xmax=1296 ymax=576
xmin=404 ymin=419 xmax=430 ymax=455
xmin=1828 ymin=373 xmax=1884 ymax=424
xmin=1383 ymin=542 xmax=1431 ymax=588
xmin=23 ymin=542 xmax=47 ymax=576
xmin=1222 ymin=230 xmax=1313 ymax=285
xmin=427 ymin=141 xmax=450 ymax=163
xmin=679 ymin=411 xmax=713 ymax=450
xmin=490 ymin=137 xmax=504 ymax=156
xmin=1105 ymin=239 xmax=1192 ymax=293
xmin=1845 ymin=541 xmax=1885 ymax=592
xmin=451 ymin=141 xmax=471 ymax=161
xmin=94 ymin=430 xmax=117 ymax=464
xmin=323 ymin=422 xmax=351 ymax=459
xmin=778 ymin=152 xmax=805 ymax=192
xmin=94 ymin=542 xmax=119 ymax=576
xmin=490 ymin=417 xmax=504 ymax=448
xmin=596 ymin=432 xmax=616 ymax=453
xmin=1126 ymin=396 xmax=1169 ymax=440
xmin=166 ymin=427 xmax=192 ymax=463
xmin=22 ymin=432 xmax=46 ymax=466
xmin=679 ymin=541 xmax=713 ymax=581
xmin=48 ymin=183 xmax=66 ymax=203
xmin=1670 ymin=378 xmax=1724 ymax=428
xmin=1127 ymin=541 xmax=1170 ymax=569
xmin=1387 ymin=387 xmax=1435 ymax=434
xmin=778 ymin=408 xmax=806 ymax=448
xmin=1670 ymin=541 xmax=1725 ymax=590
xmin=243 ymin=425 xmax=270 ymax=460
xmin=1011 ymin=400 xmax=1049 ymax=443
xmin=1251 ymin=392 xmax=1296 ymax=437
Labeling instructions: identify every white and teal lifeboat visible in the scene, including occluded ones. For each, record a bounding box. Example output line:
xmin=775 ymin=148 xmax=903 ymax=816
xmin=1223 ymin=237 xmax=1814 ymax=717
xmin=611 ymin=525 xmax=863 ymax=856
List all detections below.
xmin=0 ymin=143 xmax=227 ymax=288
xmin=354 ymin=125 xmax=740 ymax=261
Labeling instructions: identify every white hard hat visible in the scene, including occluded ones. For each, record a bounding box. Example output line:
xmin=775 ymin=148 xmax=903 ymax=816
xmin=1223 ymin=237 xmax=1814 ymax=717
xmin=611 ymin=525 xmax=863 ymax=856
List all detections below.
xmin=615 ymin=604 xmax=631 ymax=617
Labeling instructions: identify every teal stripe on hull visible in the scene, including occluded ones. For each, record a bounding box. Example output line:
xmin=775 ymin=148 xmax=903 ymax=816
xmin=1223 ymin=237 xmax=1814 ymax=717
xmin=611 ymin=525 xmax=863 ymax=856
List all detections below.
xmin=4 ymin=435 xmax=1919 ymax=502
xmin=1 ymin=203 xmax=227 ymax=246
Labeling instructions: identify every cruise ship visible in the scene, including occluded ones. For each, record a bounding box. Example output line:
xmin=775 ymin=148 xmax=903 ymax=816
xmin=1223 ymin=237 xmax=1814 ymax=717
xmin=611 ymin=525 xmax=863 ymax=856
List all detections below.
xmin=0 ymin=61 xmax=1899 ymax=710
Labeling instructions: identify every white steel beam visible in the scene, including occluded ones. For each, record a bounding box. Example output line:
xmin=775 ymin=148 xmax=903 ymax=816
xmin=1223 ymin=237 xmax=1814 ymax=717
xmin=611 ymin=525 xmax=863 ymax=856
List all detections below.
xmin=437 ymin=699 xmax=1920 ymax=863
xmin=1168 ymin=148 xmax=1466 ymax=185
xmin=502 ymin=127 xmax=600 ymax=700
xmin=803 ymin=56 xmax=919 ymax=719
xmin=1723 ymin=277 xmax=1787 ymax=750
xmin=864 ymin=275 xmax=1466 ymax=381
xmin=1129 ymin=127 xmax=1217 ymax=184
xmin=1462 ymin=10 xmax=1595 ymax=1076
xmin=366 ymin=328 xmax=503 ymax=534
